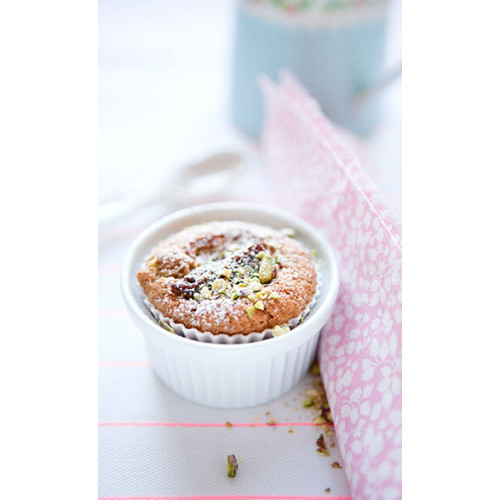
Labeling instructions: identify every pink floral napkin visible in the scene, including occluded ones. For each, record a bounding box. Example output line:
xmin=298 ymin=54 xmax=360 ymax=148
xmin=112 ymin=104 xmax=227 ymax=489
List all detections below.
xmin=260 ymin=73 xmax=402 ymax=500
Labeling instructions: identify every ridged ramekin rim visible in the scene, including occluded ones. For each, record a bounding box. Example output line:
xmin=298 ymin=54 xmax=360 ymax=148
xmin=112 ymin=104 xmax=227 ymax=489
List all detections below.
xmin=121 ymin=202 xmax=340 ymax=353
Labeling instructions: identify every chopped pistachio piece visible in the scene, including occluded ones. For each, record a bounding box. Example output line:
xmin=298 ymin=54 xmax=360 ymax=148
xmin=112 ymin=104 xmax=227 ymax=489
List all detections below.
xmin=248 ymin=293 xmax=257 ymax=303
xmin=254 ymin=300 xmax=264 ymax=311
xmin=269 ymin=291 xmax=280 ymax=300
xmin=220 ymin=268 xmax=232 ymax=279
xmin=256 ymin=250 xmax=265 ymax=259
xmin=281 ymin=227 xmax=296 ymax=238
xmin=313 ymin=416 xmax=328 ymax=425
xmin=227 ymin=454 xmax=238 ymax=478
xmin=212 ymin=278 xmax=227 ymax=293
xmin=309 ymin=361 xmax=321 ymax=376
xmin=272 ymin=325 xmax=286 ymax=337
xmin=256 ymin=291 xmax=268 ymax=300
xmin=231 ymin=292 xmax=239 ymax=300
xmin=303 ymin=398 xmax=314 ymax=408
xmin=159 ymin=320 xmax=174 ymax=333
xmin=259 ymin=254 xmax=275 ymax=283
xmin=247 ymin=305 xmax=255 ymax=318
xmin=272 ymin=324 xmax=290 ymax=337
xmin=306 ymin=387 xmax=321 ymax=398
xmin=193 ymin=292 xmax=201 ymax=301
xmin=267 ymin=417 xmax=277 ymax=425
xmin=307 ymin=388 xmax=320 ymax=398
xmin=225 ymin=421 xmax=232 ymax=428
xmin=200 ymin=286 xmax=212 ymax=299
xmin=248 ymin=278 xmax=263 ymax=292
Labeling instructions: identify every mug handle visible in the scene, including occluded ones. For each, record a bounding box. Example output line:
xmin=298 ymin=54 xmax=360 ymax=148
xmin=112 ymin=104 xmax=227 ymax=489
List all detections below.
xmin=352 ymin=61 xmax=402 ymax=111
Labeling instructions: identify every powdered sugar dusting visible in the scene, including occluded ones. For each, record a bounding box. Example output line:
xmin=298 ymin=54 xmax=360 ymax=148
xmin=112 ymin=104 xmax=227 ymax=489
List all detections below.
xmin=137 ymin=221 xmax=318 ymax=336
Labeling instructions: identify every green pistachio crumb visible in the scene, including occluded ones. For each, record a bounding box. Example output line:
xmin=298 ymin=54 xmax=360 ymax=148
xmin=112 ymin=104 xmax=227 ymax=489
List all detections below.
xmin=309 ymin=362 xmax=321 ymax=376
xmin=269 ymin=291 xmax=280 ymax=300
xmin=313 ymin=416 xmax=328 ymax=425
xmin=325 ymin=488 xmax=331 ymax=493
xmin=272 ymin=324 xmax=290 ymax=337
xmin=200 ymin=286 xmax=212 ymax=299
xmin=225 ymin=421 xmax=232 ymax=428
xmin=159 ymin=320 xmax=174 ymax=333
xmin=303 ymin=398 xmax=314 ymax=408
xmin=227 ymin=454 xmax=238 ymax=478
xmin=254 ymin=300 xmax=265 ymax=311
xmin=231 ymin=292 xmax=239 ymax=300
xmin=307 ymin=388 xmax=320 ymax=398
xmin=193 ymin=292 xmax=201 ymax=301
xmin=256 ymin=291 xmax=268 ymax=300
xmin=247 ymin=305 xmax=255 ymax=318
xmin=272 ymin=325 xmax=286 ymax=337
xmin=259 ymin=254 xmax=275 ymax=284
xmin=248 ymin=278 xmax=263 ymax=292
xmin=220 ymin=268 xmax=232 ymax=279
xmin=256 ymin=250 xmax=265 ymax=259
xmin=212 ymin=278 xmax=227 ymax=293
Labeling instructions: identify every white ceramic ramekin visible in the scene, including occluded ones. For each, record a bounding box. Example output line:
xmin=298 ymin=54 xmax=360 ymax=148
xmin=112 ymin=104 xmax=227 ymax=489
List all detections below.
xmin=121 ymin=202 xmax=340 ymax=408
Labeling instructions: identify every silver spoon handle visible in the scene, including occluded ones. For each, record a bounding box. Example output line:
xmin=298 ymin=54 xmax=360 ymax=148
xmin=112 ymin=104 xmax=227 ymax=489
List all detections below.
xmin=99 ymin=152 xmax=245 ymax=226
xmin=99 ymin=189 xmax=167 ymax=226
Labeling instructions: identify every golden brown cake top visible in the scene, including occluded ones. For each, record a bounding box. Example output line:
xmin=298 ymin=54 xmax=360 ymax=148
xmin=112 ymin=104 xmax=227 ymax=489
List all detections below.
xmin=137 ymin=221 xmax=317 ymax=335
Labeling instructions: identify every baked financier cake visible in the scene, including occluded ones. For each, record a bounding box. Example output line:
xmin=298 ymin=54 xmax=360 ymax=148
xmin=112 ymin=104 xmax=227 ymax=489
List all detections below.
xmin=137 ymin=221 xmax=317 ymax=337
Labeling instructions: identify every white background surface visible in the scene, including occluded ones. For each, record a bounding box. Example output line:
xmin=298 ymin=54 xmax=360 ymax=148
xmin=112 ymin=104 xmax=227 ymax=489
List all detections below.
xmin=3 ymin=0 xmax=500 ymax=499
xmin=97 ymin=2 xmax=401 ymax=496
xmin=98 ymin=231 xmax=351 ymax=497
xmin=99 ymin=0 xmax=401 ymax=217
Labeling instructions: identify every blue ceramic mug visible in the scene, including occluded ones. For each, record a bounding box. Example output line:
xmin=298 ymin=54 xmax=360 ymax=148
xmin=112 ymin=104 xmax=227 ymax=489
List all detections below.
xmin=230 ymin=0 xmax=399 ymax=137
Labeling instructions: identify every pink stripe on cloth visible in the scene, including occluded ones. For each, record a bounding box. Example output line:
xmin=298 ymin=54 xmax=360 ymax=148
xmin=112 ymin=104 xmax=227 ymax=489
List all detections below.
xmin=99 ymin=422 xmax=333 ymax=428
xmin=98 ymin=496 xmax=351 ymax=500
xmin=260 ymin=73 xmax=402 ymax=500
